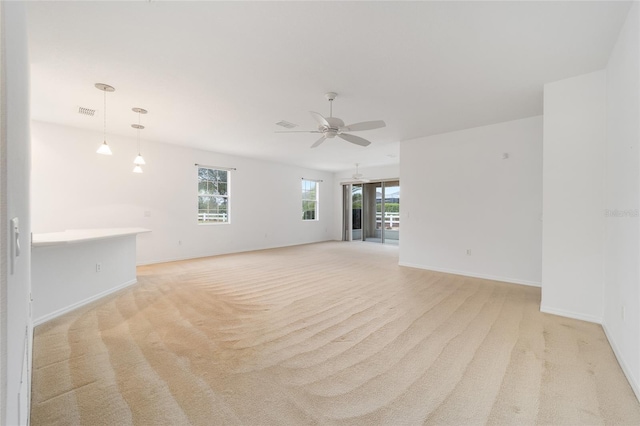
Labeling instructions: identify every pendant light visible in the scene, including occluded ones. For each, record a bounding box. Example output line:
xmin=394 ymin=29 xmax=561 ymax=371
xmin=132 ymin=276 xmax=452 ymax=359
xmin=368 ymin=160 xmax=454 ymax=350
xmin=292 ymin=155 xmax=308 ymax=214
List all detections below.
xmin=131 ymin=122 xmax=144 ymax=173
xmin=132 ymin=107 xmax=147 ymax=171
xmin=95 ymin=83 xmax=115 ymax=155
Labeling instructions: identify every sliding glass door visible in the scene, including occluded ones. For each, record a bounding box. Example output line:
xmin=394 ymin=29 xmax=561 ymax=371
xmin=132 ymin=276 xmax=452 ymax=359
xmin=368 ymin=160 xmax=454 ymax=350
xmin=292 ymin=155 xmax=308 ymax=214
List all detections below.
xmin=382 ymin=181 xmax=400 ymax=244
xmin=363 ymin=182 xmax=381 ymax=242
xmin=344 ymin=180 xmax=399 ymax=245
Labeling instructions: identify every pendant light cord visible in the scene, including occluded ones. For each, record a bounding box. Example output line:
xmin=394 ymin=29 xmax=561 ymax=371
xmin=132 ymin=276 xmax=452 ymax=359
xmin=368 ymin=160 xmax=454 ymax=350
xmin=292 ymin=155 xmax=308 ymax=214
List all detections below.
xmin=137 ymin=111 xmax=141 ymax=154
xmin=103 ymin=89 xmax=107 ymax=142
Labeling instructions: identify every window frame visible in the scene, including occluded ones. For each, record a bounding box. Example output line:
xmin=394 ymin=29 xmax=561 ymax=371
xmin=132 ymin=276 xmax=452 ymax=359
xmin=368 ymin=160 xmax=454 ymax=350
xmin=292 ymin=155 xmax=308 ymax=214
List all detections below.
xmin=301 ymin=179 xmax=319 ymax=221
xmin=197 ymin=166 xmax=230 ymax=225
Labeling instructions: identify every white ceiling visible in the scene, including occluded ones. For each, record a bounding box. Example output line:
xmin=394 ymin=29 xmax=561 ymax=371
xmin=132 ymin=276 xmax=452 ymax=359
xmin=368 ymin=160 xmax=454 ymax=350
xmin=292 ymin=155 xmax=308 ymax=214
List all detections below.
xmin=26 ymin=1 xmax=631 ymax=172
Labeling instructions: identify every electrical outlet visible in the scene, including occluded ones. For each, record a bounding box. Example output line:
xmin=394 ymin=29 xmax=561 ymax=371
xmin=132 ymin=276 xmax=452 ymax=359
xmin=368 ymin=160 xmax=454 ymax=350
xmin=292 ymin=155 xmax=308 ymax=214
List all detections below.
xmin=466 ymin=249 xmax=471 ymax=256
xmin=96 ymin=263 xmax=101 ymax=273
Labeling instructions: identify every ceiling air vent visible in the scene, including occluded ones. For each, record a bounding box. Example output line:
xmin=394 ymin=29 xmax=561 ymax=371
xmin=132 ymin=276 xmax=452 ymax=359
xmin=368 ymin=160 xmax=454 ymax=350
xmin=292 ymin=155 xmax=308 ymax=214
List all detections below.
xmin=78 ymin=106 xmax=96 ymax=116
xmin=275 ymin=120 xmax=298 ymax=129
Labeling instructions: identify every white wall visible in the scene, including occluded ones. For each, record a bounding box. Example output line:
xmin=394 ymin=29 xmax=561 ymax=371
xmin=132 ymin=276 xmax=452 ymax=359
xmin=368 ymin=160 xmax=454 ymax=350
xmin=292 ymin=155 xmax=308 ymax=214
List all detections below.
xmin=603 ymin=2 xmax=640 ymax=399
xmin=331 ymin=164 xmax=400 ymax=241
xmin=31 ymin=121 xmax=334 ymax=265
xmin=32 ymin=234 xmax=138 ymax=324
xmin=541 ymin=71 xmax=606 ymax=323
xmin=2 ymin=2 xmax=33 ymax=424
xmin=399 ymin=117 xmax=543 ymax=286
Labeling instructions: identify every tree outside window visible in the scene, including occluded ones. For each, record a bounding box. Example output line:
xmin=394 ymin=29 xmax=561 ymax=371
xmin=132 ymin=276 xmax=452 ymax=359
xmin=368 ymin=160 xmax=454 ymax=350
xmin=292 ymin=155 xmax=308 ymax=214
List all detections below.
xmin=302 ymin=180 xmax=318 ymax=220
xmin=198 ymin=167 xmax=229 ymax=223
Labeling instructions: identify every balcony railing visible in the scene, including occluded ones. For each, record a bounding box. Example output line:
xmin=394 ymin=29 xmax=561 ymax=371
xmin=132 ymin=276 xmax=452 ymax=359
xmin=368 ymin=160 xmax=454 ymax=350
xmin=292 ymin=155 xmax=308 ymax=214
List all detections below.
xmin=197 ymin=211 xmax=399 ymax=227
xmin=376 ymin=212 xmax=400 ymax=229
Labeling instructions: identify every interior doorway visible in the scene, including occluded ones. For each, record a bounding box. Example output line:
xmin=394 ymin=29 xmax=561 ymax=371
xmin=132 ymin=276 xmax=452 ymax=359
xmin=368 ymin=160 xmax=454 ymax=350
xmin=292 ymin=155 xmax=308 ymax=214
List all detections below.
xmin=346 ymin=180 xmax=400 ymax=245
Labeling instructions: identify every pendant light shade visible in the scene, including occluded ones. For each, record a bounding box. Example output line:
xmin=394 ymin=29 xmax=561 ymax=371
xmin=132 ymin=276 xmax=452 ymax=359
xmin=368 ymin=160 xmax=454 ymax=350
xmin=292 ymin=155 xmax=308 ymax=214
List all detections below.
xmin=133 ymin=154 xmax=145 ymax=165
xmin=132 ymin=107 xmax=148 ymax=171
xmin=95 ymin=83 xmax=115 ymax=155
xmin=97 ymin=140 xmax=112 ymax=155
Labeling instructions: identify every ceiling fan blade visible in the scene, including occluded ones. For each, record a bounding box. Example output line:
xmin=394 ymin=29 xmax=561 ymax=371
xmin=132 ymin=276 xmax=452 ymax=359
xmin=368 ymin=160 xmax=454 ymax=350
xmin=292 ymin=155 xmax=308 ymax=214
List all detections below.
xmin=338 ymin=133 xmax=371 ymax=147
xmin=275 ymin=130 xmax=322 ymax=133
xmin=310 ymin=111 xmax=330 ymax=127
xmin=310 ymin=136 xmax=326 ymax=148
xmin=340 ymin=120 xmax=386 ymax=132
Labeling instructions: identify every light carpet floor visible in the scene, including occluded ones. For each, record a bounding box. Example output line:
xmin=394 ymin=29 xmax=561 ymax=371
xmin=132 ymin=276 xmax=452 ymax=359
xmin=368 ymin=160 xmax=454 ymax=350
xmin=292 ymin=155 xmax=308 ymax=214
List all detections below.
xmin=31 ymin=241 xmax=640 ymax=425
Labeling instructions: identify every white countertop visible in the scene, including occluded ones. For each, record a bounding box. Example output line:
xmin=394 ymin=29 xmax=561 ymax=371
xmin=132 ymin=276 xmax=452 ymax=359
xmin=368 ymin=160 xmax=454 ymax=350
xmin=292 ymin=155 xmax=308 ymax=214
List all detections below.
xmin=32 ymin=228 xmax=151 ymax=247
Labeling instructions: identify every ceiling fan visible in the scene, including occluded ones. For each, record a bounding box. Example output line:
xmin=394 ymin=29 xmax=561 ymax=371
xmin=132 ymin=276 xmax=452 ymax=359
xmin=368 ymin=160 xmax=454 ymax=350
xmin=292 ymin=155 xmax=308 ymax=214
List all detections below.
xmin=340 ymin=163 xmax=371 ymax=184
xmin=276 ymin=92 xmax=386 ymax=148
xmin=350 ymin=163 xmax=370 ymax=182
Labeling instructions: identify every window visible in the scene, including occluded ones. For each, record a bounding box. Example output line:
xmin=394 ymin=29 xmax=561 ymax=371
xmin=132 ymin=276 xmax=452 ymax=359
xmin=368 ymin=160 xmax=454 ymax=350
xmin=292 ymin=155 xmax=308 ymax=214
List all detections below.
xmin=198 ymin=167 xmax=229 ymax=224
xmin=302 ymin=179 xmax=319 ymax=220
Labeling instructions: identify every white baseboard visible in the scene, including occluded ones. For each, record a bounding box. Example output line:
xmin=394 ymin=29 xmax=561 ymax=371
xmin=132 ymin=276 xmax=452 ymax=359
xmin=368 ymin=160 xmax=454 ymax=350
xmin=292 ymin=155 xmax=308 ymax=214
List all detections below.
xmin=34 ymin=279 xmax=137 ymax=326
xmin=602 ymin=322 xmax=640 ymax=403
xmin=398 ymin=262 xmax=541 ymax=288
xmin=539 ymin=305 xmax=602 ymax=324
xmin=137 ymin=239 xmax=335 ymax=266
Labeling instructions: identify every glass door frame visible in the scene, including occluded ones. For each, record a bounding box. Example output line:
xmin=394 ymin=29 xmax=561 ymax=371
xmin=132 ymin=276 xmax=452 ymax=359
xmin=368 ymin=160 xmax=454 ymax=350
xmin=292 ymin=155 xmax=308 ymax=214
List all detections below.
xmin=342 ymin=178 xmax=400 ymax=245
